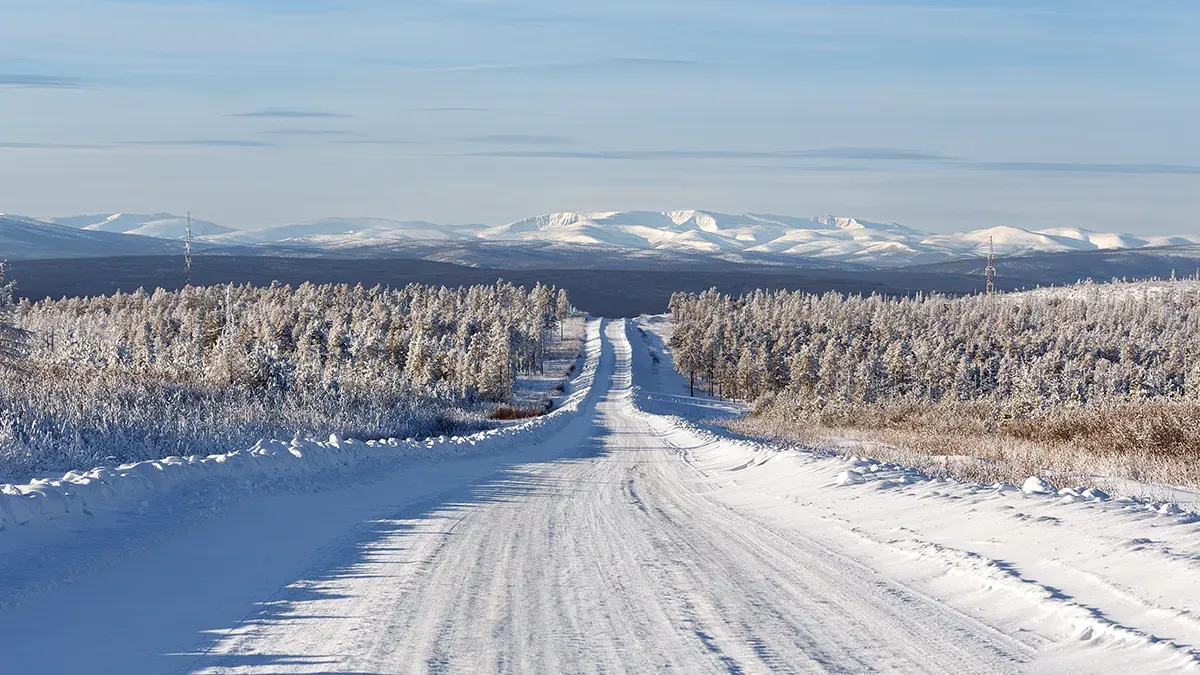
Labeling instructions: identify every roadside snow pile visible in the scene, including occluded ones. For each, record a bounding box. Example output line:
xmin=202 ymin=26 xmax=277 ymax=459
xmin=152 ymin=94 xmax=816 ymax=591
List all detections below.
xmin=831 ymin=457 xmax=929 ymax=489
xmin=0 ymin=319 xmax=604 ymax=538
xmin=1022 ymin=476 xmax=1053 ymax=494
xmin=834 ymin=470 xmax=863 ymax=486
xmin=826 ymin=462 xmax=1195 ymax=519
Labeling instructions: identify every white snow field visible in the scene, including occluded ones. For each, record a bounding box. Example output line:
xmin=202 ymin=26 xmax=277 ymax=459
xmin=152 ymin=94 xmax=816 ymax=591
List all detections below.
xmin=0 ymin=318 xmax=1198 ymax=673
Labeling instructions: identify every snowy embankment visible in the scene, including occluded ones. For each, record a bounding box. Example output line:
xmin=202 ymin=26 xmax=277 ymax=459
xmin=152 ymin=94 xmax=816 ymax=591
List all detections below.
xmin=630 ymin=317 xmax=1200 ymax=673
xmin=0 ymin=318 xmax=604 ymax=539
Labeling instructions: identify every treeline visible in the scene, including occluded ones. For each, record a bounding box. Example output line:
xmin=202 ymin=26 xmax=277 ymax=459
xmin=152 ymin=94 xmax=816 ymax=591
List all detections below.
xmin=668 ymin=282 xmax=1200 ymax=409
xmin=0 ymin=277 xmax=572 ymax=481
xmin=16 ymin=280 xmax=571 ymax=400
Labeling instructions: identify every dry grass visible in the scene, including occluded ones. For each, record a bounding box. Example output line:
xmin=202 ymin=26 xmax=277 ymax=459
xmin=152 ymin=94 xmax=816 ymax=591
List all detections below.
xmin=489 ymin=404 xmax=546 ymax=421
xmin=730 ymin=399 xmax=1200 ymax=490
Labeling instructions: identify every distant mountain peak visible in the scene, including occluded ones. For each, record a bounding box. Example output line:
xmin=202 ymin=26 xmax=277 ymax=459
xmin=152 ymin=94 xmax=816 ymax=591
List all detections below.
xmin=816 ymin=215 xmax=865 ymax=230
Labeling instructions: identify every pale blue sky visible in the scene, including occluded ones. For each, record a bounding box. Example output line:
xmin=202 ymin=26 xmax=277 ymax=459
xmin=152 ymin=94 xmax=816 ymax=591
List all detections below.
xmin=1 ymin=0 xmax=1197 ymax=232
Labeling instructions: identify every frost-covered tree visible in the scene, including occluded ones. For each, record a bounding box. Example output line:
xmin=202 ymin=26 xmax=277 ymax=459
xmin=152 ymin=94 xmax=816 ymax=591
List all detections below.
xmin=667 ymin=281 xmax=1200 ymax=411
xmin=480 ymin=320 xmax=514 ymax=400
xmin=0 ymin=262 xmax=31 ymax=371
xmin=404 ymin=327 xmax=436 ymax=388
xmin=556 ymin=289 xmax=572 ymax=340
xmin=0 ymin=278 xmax=574 ymax=481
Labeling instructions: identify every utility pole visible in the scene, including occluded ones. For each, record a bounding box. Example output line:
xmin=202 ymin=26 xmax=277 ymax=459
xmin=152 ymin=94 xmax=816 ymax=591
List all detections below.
xmin=985 ymin=235 xmax=997 ymax=296
xmin=185 ymin=211 xmax=193 ymax=287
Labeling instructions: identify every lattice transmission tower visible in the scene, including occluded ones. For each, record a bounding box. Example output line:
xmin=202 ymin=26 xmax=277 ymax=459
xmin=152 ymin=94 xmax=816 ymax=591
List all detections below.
xmin=985 ymin=235 xmax=997 ymax=295
xmin=185 ymin=211 xmax=193 ymax=287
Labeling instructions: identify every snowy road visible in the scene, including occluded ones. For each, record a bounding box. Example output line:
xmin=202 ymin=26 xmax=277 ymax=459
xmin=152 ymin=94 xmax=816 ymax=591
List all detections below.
xmin=185 ymin=320 xmax=1028 ymax=674
xmin=1 ymin=319 xmax=1197 ymax=673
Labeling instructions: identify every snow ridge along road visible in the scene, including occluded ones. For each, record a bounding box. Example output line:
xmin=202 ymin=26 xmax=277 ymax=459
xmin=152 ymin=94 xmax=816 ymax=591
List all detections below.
xmin=0 ymin=319 xmax=1196 ymax=673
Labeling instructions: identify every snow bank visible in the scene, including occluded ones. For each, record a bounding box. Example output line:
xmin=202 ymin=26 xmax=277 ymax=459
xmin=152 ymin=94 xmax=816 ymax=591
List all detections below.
xmin=634 ymin=391 xmax=1198 ymax=522
xmin=0 ymin=318 xmax=606 ymax=538
xmin=629 ymin=407 xmax=1200 ymax=672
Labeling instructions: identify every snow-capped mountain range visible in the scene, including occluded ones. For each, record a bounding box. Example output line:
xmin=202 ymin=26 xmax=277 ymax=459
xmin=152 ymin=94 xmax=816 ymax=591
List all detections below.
xmin=4 ymin=210 xmax=1199 ymax=267
xmin=198 ymin=210 xmax=1200 ymax=265
xmin=0 ymin=213 xmax=188 ymax=260
xmin=50 ymin=213 xmax=233 ymax=239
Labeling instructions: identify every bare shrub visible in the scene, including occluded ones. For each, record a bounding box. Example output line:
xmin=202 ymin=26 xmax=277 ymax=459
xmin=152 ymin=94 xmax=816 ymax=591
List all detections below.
xmin=489 ymin=405 xmax=545 ymax=421
xmin=731 ymin=399 xmax=1200 ymax=488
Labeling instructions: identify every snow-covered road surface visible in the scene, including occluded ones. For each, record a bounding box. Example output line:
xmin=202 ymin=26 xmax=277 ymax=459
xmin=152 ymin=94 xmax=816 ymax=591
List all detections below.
xmin=1 ymin=319 xmax=1197 ymax=673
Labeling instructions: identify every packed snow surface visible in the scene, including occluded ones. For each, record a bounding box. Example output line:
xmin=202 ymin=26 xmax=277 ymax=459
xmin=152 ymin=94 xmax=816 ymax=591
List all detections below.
xmin=0 ymin=317 xmax=1197 ymax=673
xmin=20 ymin=209 xmax=1200 ymax=265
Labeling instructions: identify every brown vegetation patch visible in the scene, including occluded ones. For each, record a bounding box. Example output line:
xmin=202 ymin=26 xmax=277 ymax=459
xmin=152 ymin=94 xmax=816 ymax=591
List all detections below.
xmin=732 ymin=399 xmax=1200 ymax=489
xmin=489 ymin=404 xmax=546 ymax=421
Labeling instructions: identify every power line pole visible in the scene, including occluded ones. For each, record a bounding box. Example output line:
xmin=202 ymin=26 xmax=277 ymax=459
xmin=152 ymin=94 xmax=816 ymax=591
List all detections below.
xmin=985 ymin=235 xmax=997 ymax=296
xmin=185 ymin=211 xmax=193 ymax=287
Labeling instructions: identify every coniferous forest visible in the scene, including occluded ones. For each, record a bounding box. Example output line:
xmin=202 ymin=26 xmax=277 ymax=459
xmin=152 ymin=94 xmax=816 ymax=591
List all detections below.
xmin=668 ymin=281 xmax=1200 ymax=485
xmin=0 ymin=266 xmax=573 ymax=482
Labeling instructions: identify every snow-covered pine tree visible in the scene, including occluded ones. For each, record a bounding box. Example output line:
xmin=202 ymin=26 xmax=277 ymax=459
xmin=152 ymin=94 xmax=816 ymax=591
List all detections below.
xmin=480 ymin=320 xmax=514 ymax=401
xmin=532 ymin=283 xmax=554 ymax=375
xmin=556 ymin=289 xmax=572 ymax=340
xmin=0 ymin=262 xmax=31 ymax=370
xmin=666 ymin=280 xmax=1200 ymax=410
xmin=404 ymin=326 xmax=435 ymax=388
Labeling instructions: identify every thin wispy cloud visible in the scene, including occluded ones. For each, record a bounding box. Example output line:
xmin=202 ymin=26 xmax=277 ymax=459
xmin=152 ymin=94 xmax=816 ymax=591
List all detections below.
xmin=125 ymin=139 xmax=276 ymax=148
xmin=466 ymin=147 xmax=954 ymax=161
xmin=457 ymin=135 xmax=575 ymax=146
xmin=0 ymin=141 xmax=109 ymax=149
xmin=400 ymin=57 xmax=704 ymax=73
xmin=119 ymin=0 xmax=354 ymax=14
xmin=406 ymin=107 xmax=489 ymax=112
xmin=260 ymin=128 xmax=361 ymax=137
xmin=0 ymin=74 xmax=87 ymax=88
xmin=735 ymin=163 xmax=886 ymax=174
xmin=331 ymin=138 xmax=417 ymax=145
xmin=231 ymin=108 xmax=352 ymax=119
xmin=795 ymin=147 xmax=959 ymax=161
xmin=975 ymin=162 xmax=1200 ymax=176
xmin=463 ymin=149 xmax=1200 ymax=178
xmin=608 ymin=58 xmax=701 ymax=67
xmin=468 ymin=150 xmax=626 ymax=159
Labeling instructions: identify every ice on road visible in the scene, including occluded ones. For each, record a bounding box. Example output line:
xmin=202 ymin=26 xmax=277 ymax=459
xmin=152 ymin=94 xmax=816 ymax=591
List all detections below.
xmin=0 ymin=319 xmax=1196 ymax=673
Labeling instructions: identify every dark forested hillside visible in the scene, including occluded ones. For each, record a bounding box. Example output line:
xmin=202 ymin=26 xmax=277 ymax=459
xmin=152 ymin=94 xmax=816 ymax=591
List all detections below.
xmin=5 ymin=255 xmax=1014 ymax=317
xmin=903 ymin=245 xmax=1200 ymax=288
